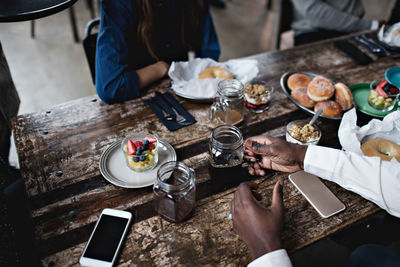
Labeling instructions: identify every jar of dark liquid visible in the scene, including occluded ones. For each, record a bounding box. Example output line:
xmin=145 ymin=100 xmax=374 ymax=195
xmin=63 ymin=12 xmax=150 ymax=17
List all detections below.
xmin=209 ymin=125 xmax=244 ymax=179
xmin=153 ymin=161 xmax=196 ymax=223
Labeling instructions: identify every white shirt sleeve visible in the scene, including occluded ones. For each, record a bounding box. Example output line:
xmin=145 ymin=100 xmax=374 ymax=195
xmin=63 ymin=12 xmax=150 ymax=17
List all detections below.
xmin=248 ymin=249 xmax=293 ymax=267
xmin=304 ymin=145 xmax=400 ymax=218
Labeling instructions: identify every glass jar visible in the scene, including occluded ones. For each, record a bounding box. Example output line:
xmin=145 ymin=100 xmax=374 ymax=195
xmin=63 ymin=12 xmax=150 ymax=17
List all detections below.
xmin=209 ymin=124 xmax=244 ymax=168
xmin=210 ymin=79 xmax=245 ymax=125
xmin=153 ymin=161 xmax=196 ymax=223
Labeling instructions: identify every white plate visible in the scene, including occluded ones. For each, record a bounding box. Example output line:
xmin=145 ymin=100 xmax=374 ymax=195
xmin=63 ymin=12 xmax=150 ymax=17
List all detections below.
xmin=99 ymin=139 xmax=176 ymax=188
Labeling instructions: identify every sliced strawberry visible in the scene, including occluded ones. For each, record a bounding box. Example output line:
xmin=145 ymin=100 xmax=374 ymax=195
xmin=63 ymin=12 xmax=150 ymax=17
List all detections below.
xmin=127 ymin=139 xmax=136 ymax=155
xmin=134 ymin=141 xmax=143 ymax=148
xmin=376 ymin=80 xmax=388 ymax=98
xmin=143 ymin=137 xmax=157 ymax=143
xmin=148 ymin=144 xmax=155 ymax=150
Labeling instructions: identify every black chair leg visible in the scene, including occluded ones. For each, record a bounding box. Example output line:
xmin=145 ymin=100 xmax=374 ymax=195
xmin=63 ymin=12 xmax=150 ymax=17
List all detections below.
xmin=69 ymin=6 xmax=80 ymax=43
xmin=31 ymin=20 xmax=35 ymax=38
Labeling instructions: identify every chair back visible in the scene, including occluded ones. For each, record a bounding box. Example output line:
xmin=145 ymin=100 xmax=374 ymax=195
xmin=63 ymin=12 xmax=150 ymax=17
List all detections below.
xmin=83 ymin=18 xmax=100 ymax=84
xmin=276 ymin=0 xmax=294 ymax=50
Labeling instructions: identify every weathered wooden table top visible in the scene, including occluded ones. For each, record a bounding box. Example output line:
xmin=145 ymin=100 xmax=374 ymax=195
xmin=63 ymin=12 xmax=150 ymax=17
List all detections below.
xmin=13 ymin=34 xmax=397 ymax=266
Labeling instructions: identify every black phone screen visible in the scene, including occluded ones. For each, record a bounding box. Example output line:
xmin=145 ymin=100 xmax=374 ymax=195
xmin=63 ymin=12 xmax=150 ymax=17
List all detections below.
xmin=83 ymin=214 xmax=129 ymax=262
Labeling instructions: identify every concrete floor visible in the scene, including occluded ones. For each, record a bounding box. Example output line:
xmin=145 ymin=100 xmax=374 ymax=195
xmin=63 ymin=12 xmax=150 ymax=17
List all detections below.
xmin=0 ymin=0 xmax=399 ymax=265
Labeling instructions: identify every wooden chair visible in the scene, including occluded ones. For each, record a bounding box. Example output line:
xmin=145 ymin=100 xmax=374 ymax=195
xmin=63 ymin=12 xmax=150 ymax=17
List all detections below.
xmin=83 ymin=18 xmax=100 ymax=84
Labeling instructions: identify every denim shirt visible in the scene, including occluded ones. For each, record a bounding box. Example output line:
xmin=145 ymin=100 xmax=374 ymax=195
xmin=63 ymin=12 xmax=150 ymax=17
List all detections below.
xmin=95 ymin=0 xmax=220 ymax=104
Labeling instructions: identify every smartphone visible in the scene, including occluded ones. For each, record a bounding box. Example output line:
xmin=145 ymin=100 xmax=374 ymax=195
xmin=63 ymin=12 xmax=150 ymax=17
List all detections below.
xmin=289 ymin=171 xmax=345 ymax=218
xmin=79 ymin=208 xmax=132 ymax=267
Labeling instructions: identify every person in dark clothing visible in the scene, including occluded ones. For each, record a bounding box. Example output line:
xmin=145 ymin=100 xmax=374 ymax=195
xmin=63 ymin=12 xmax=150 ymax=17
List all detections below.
xmin=95 ymin=0 xmax=220 ymax=104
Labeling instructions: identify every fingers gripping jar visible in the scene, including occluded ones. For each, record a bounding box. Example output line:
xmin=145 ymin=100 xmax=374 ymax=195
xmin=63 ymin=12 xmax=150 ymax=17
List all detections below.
xmin=153 ymin=161 xmax=196 ymax=223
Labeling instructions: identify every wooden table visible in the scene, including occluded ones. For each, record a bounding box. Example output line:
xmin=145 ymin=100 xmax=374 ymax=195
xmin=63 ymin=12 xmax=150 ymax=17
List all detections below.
xmin=13 ymin=35 xmax=398 ymax=266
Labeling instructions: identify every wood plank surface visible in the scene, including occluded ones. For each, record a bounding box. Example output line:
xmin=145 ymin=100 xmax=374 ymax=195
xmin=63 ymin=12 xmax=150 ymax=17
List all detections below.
xmin=12 ymin=34 xmax=395 ymax=266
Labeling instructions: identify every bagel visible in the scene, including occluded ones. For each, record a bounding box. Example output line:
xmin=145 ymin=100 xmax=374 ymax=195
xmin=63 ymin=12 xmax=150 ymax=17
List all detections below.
xmin=287 ymin=73 xmax=312 ymax=90
xmin=334 ymin=83 xmax=354 ymax=111
xmin=361 ymin=138 xmax=400 ymax=162
xmin=314 ymin=100 xmax=342 ymax=118
xmin=199 ymin=67 xmax=233 ymax=79
xmin=291 ymin=86 xmax=316 ymax=108
xmin=307 ymin=76 xmax=335 ymax=102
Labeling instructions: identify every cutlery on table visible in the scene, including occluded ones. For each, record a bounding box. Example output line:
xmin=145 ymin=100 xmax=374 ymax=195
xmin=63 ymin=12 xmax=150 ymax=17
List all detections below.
xmin=149 ymin=99 xmax=176 ymax=121
xmin=155 ymin=92 xmax=191 ymax=125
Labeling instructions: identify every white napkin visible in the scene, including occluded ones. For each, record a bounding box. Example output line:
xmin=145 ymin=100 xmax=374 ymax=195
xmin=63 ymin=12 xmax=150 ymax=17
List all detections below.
xmin=338 ymin=108 xmax=400 ymax=155
xmin=378 ymin=22 xmax=400 ymax=47
xmin=168 ymin=58 xmax=259 ymax=99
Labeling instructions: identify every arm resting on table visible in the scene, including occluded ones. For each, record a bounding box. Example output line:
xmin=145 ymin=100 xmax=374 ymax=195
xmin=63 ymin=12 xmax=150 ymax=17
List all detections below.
xmin=304 ymin=145 xmax=400 ymax=218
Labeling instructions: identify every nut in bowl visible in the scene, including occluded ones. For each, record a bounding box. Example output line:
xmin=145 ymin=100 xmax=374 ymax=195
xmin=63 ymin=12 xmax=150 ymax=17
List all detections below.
xmin=244 ymin=81 xmax=274 ymax=113
xmin=368 ymin=80 xmax=399 ymax=112
xmin=286 ymin=120 xmax=321 ymax=145
xmin=121 ymin=133 xmax=159 ymax=172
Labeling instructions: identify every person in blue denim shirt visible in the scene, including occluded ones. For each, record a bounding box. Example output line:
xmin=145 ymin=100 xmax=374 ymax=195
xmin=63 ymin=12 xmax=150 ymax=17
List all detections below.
xmin=96 ymin=0 xmax=220 ymax=104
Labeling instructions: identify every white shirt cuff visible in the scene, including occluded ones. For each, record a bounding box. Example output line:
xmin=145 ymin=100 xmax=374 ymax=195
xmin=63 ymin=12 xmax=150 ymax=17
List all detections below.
xmin=304 ymin=145 xmax=340 ymax=180
xmin=248 ymin=249 xmax=293 ymax=267
xmin=370 ymin=20 xmax=379 ymax=30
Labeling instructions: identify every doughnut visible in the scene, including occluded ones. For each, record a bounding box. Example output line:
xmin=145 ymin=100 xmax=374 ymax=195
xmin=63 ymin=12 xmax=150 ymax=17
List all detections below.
xmin=334 ymin=83 xmax=354 ymax=111
xmin=287 ymin=73 xmax=312 ymax=90
xmin=291 ymin=86 xmax=316 ymax=108
xmin=199 ymin=67 xmax=233 ymax=79
xmin=314 ymin=100 xmax=342 ymax=118
xmin=361 ymin=138 xmax=400 ymax=162
xmin=307 ymin=76 xmax=335 ymax=102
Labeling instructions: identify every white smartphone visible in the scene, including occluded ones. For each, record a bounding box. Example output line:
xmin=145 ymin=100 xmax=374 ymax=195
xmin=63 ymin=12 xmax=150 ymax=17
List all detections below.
xmin=289 ymin=171 xmax=345 ymax=218
xmin=79 ymin=208 xmax=132 ymax=267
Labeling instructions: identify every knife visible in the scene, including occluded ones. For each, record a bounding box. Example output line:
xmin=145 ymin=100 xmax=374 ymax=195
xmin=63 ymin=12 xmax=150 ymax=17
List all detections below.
xmin=352 ymin=35 xmax=387 ymax=57
xmin=362 ymin=33 xmax=399 ymax=57
xmin=150 ymin=97 xmax=176 ymax=121
xmin=155 ymin=92 xmax=179 ymax=112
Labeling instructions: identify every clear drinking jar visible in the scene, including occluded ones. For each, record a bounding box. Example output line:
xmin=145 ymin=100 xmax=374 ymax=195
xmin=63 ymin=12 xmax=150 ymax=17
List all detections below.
xmin=153 ymin=161 xmax=196 ymax=223
xmin=209 ymin=124 xmax=244 ymax=168
xmin=210 ymin=79 xmax=245 ymax=125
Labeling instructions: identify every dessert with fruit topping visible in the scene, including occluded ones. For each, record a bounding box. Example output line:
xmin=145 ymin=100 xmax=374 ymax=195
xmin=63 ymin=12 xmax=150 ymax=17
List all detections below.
xmin=244 ymin=83 xmax=273 ymax=113
xmin=369 ymin=80 xmax=399 ymax=111
xmin=122 ymin=134 xmax=158 ymax=172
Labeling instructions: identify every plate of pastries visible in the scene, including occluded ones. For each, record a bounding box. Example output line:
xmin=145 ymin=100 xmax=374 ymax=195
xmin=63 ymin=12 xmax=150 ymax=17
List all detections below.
xmin=280 ymin=72 xmax=354 ymax=120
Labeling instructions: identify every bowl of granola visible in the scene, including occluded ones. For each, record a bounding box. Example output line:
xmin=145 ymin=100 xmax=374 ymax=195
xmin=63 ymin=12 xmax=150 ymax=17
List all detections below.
xmin=286 ymin=120 xmax=321 ymax=145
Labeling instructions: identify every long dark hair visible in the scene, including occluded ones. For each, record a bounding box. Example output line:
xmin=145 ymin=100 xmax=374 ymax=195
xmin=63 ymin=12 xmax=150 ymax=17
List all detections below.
xmin=137 ymin=0 xmax=204 ymax=60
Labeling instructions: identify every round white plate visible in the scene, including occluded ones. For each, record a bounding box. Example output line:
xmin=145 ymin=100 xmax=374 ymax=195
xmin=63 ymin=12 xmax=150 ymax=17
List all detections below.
xmin=99 ymin=139 xmax=176 ymax=188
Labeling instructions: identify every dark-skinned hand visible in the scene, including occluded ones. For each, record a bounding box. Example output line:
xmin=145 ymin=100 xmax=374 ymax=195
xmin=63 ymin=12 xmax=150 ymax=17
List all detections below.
xmin=231 ymin=181 xmax=284 ymax=260
xmin=244 ymin=136 xmax=307 ymax=175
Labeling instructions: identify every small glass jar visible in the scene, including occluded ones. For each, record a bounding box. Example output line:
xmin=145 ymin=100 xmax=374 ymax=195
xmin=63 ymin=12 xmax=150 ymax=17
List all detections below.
xmin=121 ymin=133 xmax=159 ymax=172
xmin=244 ymin=81 xmax=274 ymax=113
xmin=368 ymin=80 xmax=399 ymax=112
xmin=210 ymin=79 xmax=245 ymax=125
xmin=153 ymin=161 xmax=196 ymax=223
xmin=209 ymin=124 xmax=244 ymax=168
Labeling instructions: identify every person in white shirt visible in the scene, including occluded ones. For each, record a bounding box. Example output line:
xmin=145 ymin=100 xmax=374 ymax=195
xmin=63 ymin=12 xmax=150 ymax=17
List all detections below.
xmin=230 ymin=136 xmax=400 ymax=267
